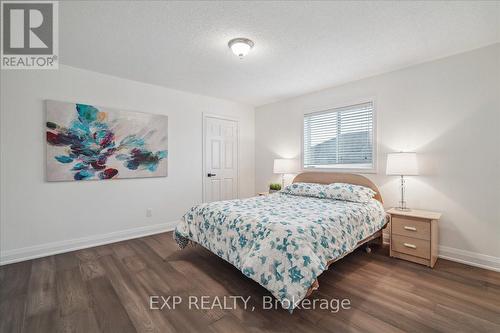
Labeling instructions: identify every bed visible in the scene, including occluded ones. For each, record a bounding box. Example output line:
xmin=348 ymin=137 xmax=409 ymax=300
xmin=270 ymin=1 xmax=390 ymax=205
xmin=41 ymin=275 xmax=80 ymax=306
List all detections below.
xmin=174 ymin=172 xmax=388 ymax=311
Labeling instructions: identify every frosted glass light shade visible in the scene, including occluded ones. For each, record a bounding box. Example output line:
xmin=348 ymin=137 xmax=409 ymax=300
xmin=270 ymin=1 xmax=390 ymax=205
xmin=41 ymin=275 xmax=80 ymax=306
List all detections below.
xmin=228 ymin=38 xmax=254 ymax=58
xmin=386 ymin=152 xmax=419 ymax=176
xmin=273 ymin=159 xmax=298 ymax=174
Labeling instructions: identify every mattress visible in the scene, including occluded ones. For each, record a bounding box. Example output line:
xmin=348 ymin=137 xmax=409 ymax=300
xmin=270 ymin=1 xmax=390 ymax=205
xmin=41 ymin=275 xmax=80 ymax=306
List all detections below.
xmin=174 ymin=191 xmax=386 ymax=311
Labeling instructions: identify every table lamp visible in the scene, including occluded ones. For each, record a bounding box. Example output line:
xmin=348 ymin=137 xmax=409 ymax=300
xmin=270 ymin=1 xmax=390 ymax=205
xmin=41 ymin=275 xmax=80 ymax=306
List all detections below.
xmin=273 ymin=159 xmax=298 ymax=188
xmin=386 ymin=152 xmax=418 ymax=211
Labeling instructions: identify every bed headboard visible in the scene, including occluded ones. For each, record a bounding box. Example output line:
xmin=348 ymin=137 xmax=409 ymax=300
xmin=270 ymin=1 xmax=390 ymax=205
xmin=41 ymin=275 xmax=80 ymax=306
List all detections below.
xmin=292 ymin=172 xmax=383 ymax=203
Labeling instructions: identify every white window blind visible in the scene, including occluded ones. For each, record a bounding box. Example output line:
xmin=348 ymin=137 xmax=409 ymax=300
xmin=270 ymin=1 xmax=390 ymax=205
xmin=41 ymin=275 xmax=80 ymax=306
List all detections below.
xmin=303 ymin=102 xmax=374 ymax=170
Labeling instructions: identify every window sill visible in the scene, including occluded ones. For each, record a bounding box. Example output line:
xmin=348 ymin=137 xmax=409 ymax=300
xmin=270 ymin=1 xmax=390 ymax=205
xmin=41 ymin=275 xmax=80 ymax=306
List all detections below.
xmin=302 ymin=166 xmax=377 ymax=174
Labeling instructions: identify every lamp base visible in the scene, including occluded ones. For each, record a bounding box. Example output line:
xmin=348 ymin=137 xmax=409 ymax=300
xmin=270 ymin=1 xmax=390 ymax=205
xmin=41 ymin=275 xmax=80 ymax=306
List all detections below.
xmin=394 ymin=207 xmax=412 ymax=212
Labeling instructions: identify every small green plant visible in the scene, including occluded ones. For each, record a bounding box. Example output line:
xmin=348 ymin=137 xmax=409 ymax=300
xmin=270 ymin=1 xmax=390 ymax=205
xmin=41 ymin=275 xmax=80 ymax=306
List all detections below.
xmin=269 ymin=183 xmax=282 ymax=191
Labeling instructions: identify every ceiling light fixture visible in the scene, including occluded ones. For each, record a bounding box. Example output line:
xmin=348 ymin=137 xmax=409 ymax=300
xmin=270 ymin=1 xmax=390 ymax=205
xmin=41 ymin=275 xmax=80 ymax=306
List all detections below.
xmin=228 ymin=38 xmax=254 ymax=58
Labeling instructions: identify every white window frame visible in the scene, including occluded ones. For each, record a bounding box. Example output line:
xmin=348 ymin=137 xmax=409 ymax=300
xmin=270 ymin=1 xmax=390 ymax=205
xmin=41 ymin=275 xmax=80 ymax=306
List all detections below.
xmin=301 ymin=99 xmax=377 ymax=174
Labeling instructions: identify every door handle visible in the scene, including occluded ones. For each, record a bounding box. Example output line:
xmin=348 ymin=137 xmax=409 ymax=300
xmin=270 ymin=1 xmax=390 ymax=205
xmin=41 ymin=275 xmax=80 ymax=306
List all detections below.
xmin=207 ymin=173 xmax=217 ymax=177
xmin=404 ymin=226 xmax=417 ymax=231
xmin=403 ymin=243 xmax=416 ymax=249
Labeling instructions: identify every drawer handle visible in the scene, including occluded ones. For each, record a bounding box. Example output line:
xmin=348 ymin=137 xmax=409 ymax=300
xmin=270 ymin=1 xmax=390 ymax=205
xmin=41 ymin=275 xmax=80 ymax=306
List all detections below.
xmin=404 ymin=226 xmax=417 ymax=231
xmin=403 ymin=243 xmax=417 ymax=249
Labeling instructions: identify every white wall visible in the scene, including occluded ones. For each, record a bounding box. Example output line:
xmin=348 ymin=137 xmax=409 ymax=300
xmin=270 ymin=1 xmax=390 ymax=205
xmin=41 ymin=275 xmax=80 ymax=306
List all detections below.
xmin=0 ymin=65 xmax=255 ymax=264
xmin=255 ymin=44 xmax=500 ymax=268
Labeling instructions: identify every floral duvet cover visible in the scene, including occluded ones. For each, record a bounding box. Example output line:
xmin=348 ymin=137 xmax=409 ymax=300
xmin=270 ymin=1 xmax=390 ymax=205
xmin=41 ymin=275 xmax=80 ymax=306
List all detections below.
xmin=174 ymin=191 xmax=386 ymax=311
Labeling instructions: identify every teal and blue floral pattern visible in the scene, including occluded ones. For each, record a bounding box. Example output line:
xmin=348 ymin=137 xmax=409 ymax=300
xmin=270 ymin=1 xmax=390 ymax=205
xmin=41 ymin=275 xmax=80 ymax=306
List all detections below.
xmin=325 ymin=183 xmax=376 ymax=203
xmin=174 ymin=192 xmax=386 ymax=311
xmin=283 ymin=182 xmax=376 ymax=203
xmin=282 ymin=182 xmax=330 ymax=199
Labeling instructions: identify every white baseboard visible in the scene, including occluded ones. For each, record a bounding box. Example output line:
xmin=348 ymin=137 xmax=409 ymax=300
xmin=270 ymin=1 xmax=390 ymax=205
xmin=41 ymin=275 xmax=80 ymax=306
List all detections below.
xmin=0 ymin=221 xmax=178 ymax=266
xmin=3 ymin=224 xmax=499 ymax=273
xmin=438 ymin=245 xmax=500 ymax=272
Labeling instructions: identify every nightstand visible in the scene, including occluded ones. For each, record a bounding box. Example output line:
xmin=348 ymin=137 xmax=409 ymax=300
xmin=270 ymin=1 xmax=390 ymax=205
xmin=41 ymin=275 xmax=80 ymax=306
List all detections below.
xmin=387 ymin=208 xmax=441 ymax=268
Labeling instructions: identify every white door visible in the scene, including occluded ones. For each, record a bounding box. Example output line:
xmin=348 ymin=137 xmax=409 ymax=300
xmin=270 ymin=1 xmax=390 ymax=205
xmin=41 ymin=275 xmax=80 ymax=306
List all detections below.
xmin=203 ymin=116 xmax=238 ymax=203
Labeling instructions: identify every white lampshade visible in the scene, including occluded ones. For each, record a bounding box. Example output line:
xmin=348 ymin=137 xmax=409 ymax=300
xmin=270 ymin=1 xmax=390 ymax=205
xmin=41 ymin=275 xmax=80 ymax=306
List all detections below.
xmin=386 ymin=152 xmax=419 ymax=176
xmin=273 ymin=159 xmax=298 ymax=174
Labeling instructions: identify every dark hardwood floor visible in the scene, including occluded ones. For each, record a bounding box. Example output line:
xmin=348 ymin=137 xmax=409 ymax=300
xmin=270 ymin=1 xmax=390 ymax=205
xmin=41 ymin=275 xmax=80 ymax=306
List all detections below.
xmin=1 ymin=232 xmax=499 ymax=333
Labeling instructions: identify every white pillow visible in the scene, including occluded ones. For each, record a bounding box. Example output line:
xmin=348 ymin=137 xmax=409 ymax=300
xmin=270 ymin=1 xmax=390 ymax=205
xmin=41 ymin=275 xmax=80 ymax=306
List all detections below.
xmin=324 ymin=183 xmax=376 ymax=203
xmin=282 ymin=182 xmax=376 ymax=203
xmin=282 ymin=182 xmax=328 ymax=199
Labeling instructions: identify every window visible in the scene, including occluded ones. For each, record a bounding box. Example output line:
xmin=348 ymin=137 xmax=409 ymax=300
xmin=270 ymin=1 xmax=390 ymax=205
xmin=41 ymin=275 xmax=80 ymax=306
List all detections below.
xmin=303 ymin=101 xmax=375 ymax=170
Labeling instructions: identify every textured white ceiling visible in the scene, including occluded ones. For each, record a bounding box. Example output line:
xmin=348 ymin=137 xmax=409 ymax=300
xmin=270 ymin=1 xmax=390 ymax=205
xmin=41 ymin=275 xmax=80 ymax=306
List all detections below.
xmin=60 ymin=1 xmax=500 ymax=106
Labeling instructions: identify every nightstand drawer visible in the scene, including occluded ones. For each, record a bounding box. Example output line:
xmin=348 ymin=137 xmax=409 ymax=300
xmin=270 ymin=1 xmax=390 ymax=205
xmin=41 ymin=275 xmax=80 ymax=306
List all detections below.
xmin=392 ymin=216 xmax=430 ymax=240
xmin=392 ymin=235 xmax=430 ymax=259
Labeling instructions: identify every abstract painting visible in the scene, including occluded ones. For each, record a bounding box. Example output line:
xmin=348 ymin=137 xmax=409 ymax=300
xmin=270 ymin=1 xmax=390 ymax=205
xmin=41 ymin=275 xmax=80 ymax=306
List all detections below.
xmin=45 ymin=100 xmax=168 ymax=181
